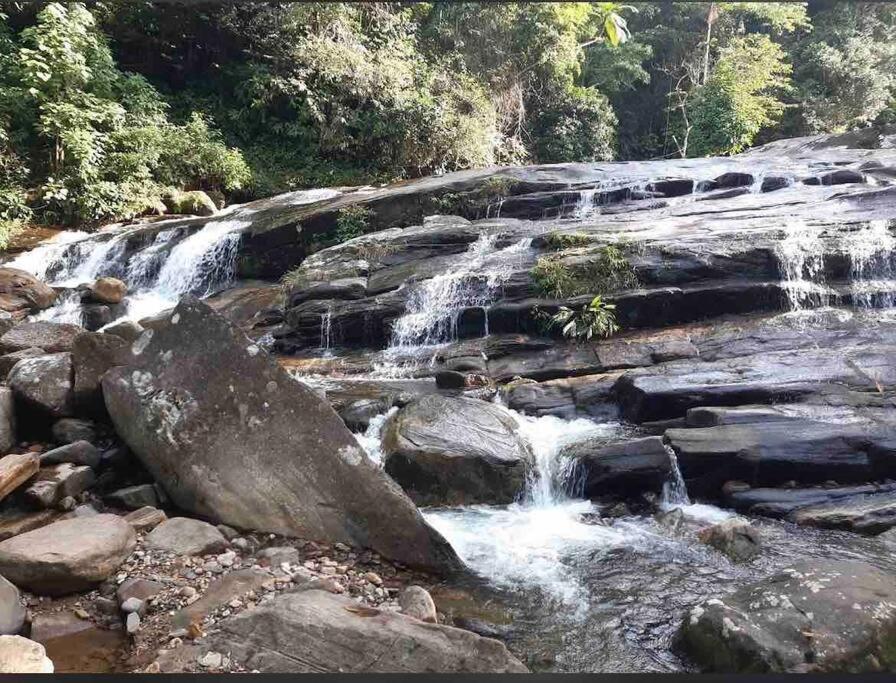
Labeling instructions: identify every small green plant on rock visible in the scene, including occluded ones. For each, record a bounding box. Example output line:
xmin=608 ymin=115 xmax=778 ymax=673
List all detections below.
xmin=334 ymin=205 xmax=374 ymax=242
xmin=544 ymin=232 xmax=593 ymax=250
xmin=547 ymin=296 xmax=619 ymax=341
xmin=532 ymin=244 xmax=637 ymax=298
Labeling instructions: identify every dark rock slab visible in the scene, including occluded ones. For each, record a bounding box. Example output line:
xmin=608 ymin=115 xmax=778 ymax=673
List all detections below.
xmin=564 ymin=436 xmax=671 ymax=499
xmin=666 ymin=420 xmax=896 ymax=495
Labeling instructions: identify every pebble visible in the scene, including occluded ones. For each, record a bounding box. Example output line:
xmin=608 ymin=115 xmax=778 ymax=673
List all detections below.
xmin=74 ymin=608 xmax=89 ymax=620
xmin=217 ymin=551 xmax=236 ymax=568
xmin=121 ymin=597 xmax=145 ymax=614
xmin=126 ymin=612 xmax=141 ymax=634
xmin=364 ymin=572 xmax=383 ymax=586
xmin=179 ymin=586 xmax=197 ymax=599
xmin=198 ymin=651 xmax=223 ymax=669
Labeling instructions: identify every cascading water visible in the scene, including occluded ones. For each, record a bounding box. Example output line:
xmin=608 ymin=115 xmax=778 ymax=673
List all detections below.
xmin=775 ymin=220 xmax=831 ymax=311
xmin=844 ymin=220 xmax=896 ymax=308
xmin=574 ymin=188 xmax=600 ymax=219
xmin=319 ymin=304 xmax=334 ymax=356
xmin=376 ymin=234 xmax=531 ymax=375
xmin=660 ymin=444 xmax=691 ymax=507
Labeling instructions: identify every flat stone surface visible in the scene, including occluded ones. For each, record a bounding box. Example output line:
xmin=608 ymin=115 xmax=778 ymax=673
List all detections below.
xmin=0 ymin=515 xmax=135 ymax=596
xmin=206 ymin=588 xmax=528 ymax=673
xmin=145 ymin=517 xmax=229 ymax=556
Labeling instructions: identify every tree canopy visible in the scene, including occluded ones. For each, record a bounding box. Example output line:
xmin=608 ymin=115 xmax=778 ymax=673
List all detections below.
xmin=0 ymin=1 xmax=893 ymax=237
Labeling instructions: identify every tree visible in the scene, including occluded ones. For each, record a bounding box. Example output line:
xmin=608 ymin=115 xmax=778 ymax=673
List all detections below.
xmin=688 ymin=34 xmax=792 ymax=156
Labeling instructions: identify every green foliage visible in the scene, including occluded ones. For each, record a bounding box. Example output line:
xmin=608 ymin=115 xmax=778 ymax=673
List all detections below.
xmin=546 ymin=295 xmax=619 ymax=341
xmin=689 ymin=35 xmax=792 ymax=156
xmin=334 ymin=205 xmax=374 ymax=243
xmin=533 ymin=85 xmax=617 ymax=163
xmin=532 ymin=244 xmax=637 ymax=298
xmin=430 ymin=176 xmax=520 ymax=217
xmin=0 ymin=3 xmax=249 ymax=226
xmin=544 ymin=232 xmax=593 ymax=250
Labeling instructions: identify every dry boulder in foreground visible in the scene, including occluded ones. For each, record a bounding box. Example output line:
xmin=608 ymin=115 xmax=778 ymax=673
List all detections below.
xmin=102 ymin=297 xmax=460 ymax=572
xmin=679 ymin=560 xmax=896 ymax=672
xmin=0 ymin=515 xmax=135 ymax=596
xmin=203 ymin=588 xmax=528 ymax=673
xmin=0 ymin=636 xmax=53 ymax=673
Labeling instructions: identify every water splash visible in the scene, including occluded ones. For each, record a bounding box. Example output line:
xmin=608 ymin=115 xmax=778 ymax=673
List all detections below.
xmin=319 ymin=304 xmax=334 ymax=356
xmin=352 ymin=406 xmax=398 ymax=466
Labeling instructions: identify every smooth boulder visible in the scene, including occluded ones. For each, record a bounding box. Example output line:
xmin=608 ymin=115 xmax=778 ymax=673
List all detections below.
xmin=0 ymin=576 xmax=24 ymax=635
xmin=205 ymin=589 xmax=528 ymax=673
xmin=382 ymin=395 xmax=532 ymax=506
xmin=101 ymin=298 xmax=459 ymax=572
xmin=696 ymin=518 xmax=761 ymax=562
xmin=679 ymin=560 xmax=896 ymax=672
xmin=87 ymin=277 xmax=127 ymax=304
xmin=0 ymin=515 xmax=135 ymax=595
xmin=8 ymin=353 xmax=74 ymax=417
xmin=563 ymin=436 xmax=672 ymax=499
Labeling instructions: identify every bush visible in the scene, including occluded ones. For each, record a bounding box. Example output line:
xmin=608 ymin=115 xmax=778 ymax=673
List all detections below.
xmin=334 ymin=205 xmax=373 ymax=242
xmin=545 ymin=296 xmax=620 ymax=341
xmin=532 ymin=245 xmax=637 ymax=298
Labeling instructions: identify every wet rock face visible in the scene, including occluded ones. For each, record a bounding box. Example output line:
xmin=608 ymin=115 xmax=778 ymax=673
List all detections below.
xmin=382 ymin=395 xmax=532 ymax=506
xmin=679 ymin=560 xmax=896 ymax=672
xmin=696 ymin=518 xmax=761 ymax=563
xmin=563 ymin=436 xmax=671 ymax=500
xmin=102 ymin=298 xmax=460 ymax=572
xmin=204 ymin=588 xmax=528 ymax=673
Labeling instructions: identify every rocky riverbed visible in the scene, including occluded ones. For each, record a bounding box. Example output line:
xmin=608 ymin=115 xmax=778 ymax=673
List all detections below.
xmin=1 ymin=127 xmax=896 ymax=673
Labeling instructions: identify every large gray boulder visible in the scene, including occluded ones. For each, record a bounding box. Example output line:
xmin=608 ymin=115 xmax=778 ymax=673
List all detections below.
xmin=7 ymin=353 xmax=74 ymax=417
xmin=204 ymin=588 xmax=528 ymax=673
xmin=382 ymin=395 xmax=532 ymax=506
xmin=678 ymin=560 xmax=896 ymax=672
xmin=102 ymin=298 xmax=459 ymax=572
xmin=0 ymin=515 xmax=135 ymax=596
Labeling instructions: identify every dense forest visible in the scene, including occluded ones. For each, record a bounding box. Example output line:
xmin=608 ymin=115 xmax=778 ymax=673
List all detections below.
xmin=0 ymin=1 xmax=894 ymax=239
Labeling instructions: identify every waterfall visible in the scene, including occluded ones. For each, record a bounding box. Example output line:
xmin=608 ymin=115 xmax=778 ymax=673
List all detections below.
xmin=574 ymin=188 xmax=599 ymax=219
xmin=775 ymin=221 xmax=831 ymax=311
xmin=844 ymin=220 xmax=896 ymax=308
xmin=376 ymin=235 xmax=531 ymax=377
xmin=660 ymin=445 xmax=690 ymax=507
xmin=352 ymin=407 xmax=399 ymax=466
xmin=319 ymin=304 xmax=334 ymax=356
